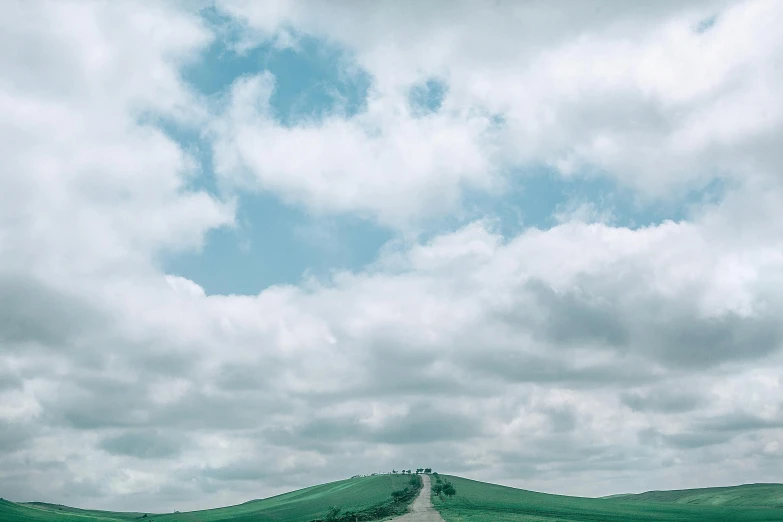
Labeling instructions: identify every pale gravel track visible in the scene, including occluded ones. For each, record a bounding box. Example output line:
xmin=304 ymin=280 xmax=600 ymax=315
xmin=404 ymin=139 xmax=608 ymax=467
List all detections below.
xmin=387 ymin=474 xmax=445 ymax=522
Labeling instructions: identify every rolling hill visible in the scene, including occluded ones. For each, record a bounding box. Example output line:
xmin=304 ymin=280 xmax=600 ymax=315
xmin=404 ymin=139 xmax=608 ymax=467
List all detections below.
xmin=603 ymin=483 xmax=783 ymax=508
xmin=1 ymin=473 xmax=417 ymax=522
xmin=430 ymin=475 xmax=783 ymax=521
xmin=4 ymin=474 xmax=783 ymax=522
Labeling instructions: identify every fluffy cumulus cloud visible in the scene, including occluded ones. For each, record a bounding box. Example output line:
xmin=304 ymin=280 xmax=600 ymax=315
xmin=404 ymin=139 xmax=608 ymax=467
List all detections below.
xmin=2 ymin=0 xmax=783 ymax=513
xmin=211 ymin=71 xmax=499 ymax=228
xmin=216 ymin=0 xmax=783 ymax=206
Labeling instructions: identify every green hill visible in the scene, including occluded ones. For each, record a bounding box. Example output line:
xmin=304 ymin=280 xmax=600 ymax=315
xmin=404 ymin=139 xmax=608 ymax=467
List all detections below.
xmin=604 ymin=483 xmax=783 ymax=508
xmin=1 ymin=474 xmax=418 ymax=522
xmin=0 ymin=498 xmax=144 ymax=522
xmin=5 ymin=474 xmax=783 ymax=522
xmin=430 ymin=475 xmax=783 ymax=521
xmin=18 ymin=502 xmax=147 ymax=521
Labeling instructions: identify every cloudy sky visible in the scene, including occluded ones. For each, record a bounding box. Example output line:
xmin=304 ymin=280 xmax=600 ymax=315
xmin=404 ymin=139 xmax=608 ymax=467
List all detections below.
xmin=2 ymin=0 xmax=783 ymax=513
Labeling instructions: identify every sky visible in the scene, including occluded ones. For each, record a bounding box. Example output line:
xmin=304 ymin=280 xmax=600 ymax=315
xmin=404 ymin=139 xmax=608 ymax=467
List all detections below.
xmin=2 ymin=0 xmax=783 ymax=513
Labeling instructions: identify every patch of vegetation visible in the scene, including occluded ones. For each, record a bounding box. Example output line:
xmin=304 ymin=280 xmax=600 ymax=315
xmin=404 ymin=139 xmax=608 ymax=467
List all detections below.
xmin=311 ymin=474 xmax=422 ymax=522
xmin=432 ymin=478 xmax=457 ymax=500
xmin=431 ymin=475 xmax=783 ymax=522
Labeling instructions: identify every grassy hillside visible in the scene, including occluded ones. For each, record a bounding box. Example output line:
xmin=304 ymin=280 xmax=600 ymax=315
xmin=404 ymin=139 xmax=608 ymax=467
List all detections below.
xmin=605 ymin=483 xmax=783 ymax=508
xmin=430 ymin=475 xmax=783 ymax=522
xmin=1 ymin=474 xmax=418 ymax=522
xmin=0 ymin=499 xmax=142 ymax=522
xmin=7 ymin=474 xmax=783 ymax=522
xmin=22 ymin=503 xmax=146 ymax=520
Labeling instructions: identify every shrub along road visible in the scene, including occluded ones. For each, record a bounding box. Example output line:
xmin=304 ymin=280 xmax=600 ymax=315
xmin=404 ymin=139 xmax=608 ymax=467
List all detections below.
xmin=390 ymin=474 xmax=445 ymax=522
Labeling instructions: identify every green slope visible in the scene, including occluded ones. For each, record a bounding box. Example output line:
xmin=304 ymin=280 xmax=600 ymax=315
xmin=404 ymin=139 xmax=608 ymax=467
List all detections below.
xmin=431 ymin=475 xmax=783 ymax=522
xmin=0 ymin=499 xmax=141 ymax=522
xmin=7 ymin=475 xmax=783 ymax=522
xmin=1 ymin=474 xmax=417 ymax=522
xmin=605 ymin=483 xmax=783 ymax=508
xmin=22 ymin=503 xmax=146 ymax=520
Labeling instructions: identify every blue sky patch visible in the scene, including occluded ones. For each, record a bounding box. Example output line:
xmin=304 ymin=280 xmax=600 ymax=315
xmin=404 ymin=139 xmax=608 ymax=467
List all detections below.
xmin=694 ymin=14 xmax=718 ymax=34
xmin=184 ymin=7 xmax=370 ymax=126
xmin=409 ymin=78 xmax=448 ymax=116
xmin=162 ymin=192 xmax=392 ymax=296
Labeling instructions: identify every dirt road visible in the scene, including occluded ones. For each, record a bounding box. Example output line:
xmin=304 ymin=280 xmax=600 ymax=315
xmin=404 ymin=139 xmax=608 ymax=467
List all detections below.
xmin=389 ymin=474 xmax=445 ymax=522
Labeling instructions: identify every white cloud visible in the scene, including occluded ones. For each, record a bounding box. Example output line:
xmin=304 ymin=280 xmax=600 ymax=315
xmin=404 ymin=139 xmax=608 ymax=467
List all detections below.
xmin=211 ymin=73 xmax=498 ymax=228
xmin=9 ymin=197 xmax=777 ymax=506
xmin=0 ymin=3 xmax=235 ymax=505
xmin=214 ymin=0 xmax=783 ymax=218
xmin=166 ymin=275 xmax=207 ymax=298
xmin=2 ymin=0 xmax=783 ymax=513
xmin=0 ymin=0 xmax=234 ymax=279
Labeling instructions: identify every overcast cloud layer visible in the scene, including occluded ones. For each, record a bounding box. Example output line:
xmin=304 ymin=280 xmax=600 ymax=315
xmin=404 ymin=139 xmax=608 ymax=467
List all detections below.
xmin=2 ymin=0 xmax=783 ymax=513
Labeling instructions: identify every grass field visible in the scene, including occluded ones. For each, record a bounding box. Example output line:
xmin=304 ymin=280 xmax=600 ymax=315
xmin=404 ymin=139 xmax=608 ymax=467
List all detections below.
xmin=1 ymin=474 xmax=416 ymax=522
xmin=604 ymin=483 xmax=783 ymax=508
xmin=430 ymin=475 xmax=783 ymax=521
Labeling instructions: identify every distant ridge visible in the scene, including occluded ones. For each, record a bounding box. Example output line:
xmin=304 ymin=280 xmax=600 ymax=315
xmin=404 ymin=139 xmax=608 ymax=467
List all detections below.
xmin=603 ymin=483 xmax=783 ymax=508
